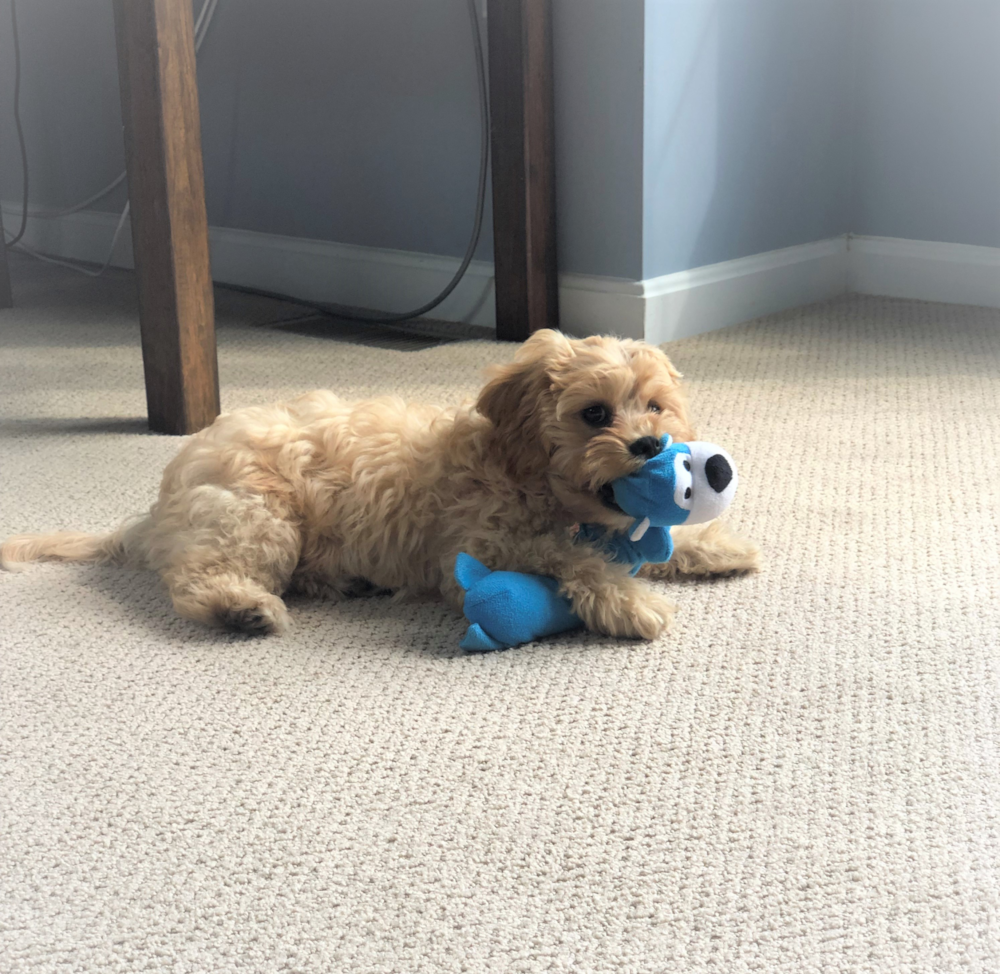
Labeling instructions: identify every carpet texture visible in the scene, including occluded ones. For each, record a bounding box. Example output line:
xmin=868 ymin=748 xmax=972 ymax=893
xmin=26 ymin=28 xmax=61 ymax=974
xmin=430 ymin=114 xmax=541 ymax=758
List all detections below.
xmin=2 ymin=255 xmax=1000 ymax=973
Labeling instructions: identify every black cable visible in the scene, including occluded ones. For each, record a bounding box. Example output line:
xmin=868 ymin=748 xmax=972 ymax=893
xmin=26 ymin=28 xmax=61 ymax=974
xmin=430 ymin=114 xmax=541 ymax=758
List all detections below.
xmin=206 ymin=0 xmax=490 ymax=326
xmin=336 ymin=0 xmax=489 ymax=323
xmin=5 ymin=0 xmax=29 ymax=248
xmin=222 ymin=0 xmax=489 ymax=326
xmin=5 ymin=0 xmax=489 ymax=325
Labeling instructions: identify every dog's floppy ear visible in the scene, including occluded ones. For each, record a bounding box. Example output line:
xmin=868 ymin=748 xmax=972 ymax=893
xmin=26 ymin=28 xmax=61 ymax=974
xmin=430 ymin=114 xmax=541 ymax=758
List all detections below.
xmin=477 ymin=329 xmax=573 ymax=474
xmin=477 ymin=329 xmax=573 ymax=425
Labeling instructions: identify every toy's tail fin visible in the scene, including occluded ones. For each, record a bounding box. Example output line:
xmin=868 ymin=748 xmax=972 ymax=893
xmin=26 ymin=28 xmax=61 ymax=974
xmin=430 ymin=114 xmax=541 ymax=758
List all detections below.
xmin=454 ymin=552 xmax=492 ymax=591
xmin=460 ymin=623 xmax=506 ymax=653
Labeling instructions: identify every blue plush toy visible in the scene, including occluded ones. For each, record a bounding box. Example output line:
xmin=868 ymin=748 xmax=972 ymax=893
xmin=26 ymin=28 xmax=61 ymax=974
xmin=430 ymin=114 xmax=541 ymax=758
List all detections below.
xmin=455 ymin=435 xmax=738 ymax=652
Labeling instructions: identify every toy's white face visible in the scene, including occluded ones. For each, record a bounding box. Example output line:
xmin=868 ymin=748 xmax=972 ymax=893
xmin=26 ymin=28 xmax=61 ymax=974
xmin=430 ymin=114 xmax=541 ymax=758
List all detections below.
xmin=683 ymin=442 xmax=738 ymax=526
xmin=611 ymin=437 xmax=738 ymax=535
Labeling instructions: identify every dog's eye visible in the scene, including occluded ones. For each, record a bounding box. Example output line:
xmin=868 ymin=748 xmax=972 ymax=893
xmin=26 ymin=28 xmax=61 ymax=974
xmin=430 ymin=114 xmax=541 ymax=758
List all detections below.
xmin=648 ymin=401 xmax=662 ymax=413
xmin=580 ymin=403 xmax=613 ymax=428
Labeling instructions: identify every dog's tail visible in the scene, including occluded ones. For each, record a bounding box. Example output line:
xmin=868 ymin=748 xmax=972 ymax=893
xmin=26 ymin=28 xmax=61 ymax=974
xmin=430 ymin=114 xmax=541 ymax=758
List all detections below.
xmin=0 ymin=516 xmax=151 ymax=572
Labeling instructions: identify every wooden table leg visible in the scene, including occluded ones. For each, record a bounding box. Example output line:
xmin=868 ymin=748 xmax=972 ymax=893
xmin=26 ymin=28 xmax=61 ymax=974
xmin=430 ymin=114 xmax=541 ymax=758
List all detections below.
xmin=112 ymin=0 xmax=219 ymax=435
xmin=486 ymin=0 xmax=559 ymax=341
xmin=0 ymin=208 xmax=13 ymax=308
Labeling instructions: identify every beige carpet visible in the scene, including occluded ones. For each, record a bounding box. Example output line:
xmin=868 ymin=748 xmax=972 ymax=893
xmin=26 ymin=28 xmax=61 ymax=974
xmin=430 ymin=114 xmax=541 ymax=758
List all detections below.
xmin=2 ymin=254 xmax=1000 ymax=973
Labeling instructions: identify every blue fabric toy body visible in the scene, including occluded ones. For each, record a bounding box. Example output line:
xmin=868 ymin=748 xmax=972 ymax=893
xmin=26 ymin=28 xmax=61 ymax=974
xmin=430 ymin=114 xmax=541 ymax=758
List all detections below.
xmin=455 ymin=554 xmax=582 ymax=652
xmin=573 ymin=521 xmax=674 ymax=576
xmin=454 ymin=436 xmax=738 ymax=652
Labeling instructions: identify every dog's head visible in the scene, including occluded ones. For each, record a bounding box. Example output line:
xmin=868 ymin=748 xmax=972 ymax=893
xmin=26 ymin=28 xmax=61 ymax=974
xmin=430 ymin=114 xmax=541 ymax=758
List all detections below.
xmin=477 ymin=329 xmax=695 ymax=527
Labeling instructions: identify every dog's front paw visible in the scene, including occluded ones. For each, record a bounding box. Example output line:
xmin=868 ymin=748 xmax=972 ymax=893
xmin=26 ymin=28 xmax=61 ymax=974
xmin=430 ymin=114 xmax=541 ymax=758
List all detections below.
xmin=620 ymin=588 xmax=677 ymax=640
xmin=640 ymin=520 xmax=761 ymax=581
xmin=572 ymin=579 xmax=676 ymax=641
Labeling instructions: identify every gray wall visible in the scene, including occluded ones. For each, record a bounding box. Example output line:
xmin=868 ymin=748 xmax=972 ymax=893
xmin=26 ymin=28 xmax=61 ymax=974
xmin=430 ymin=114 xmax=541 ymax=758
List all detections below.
xmin=552 ymin=0 xmax=644 ymax=278
xmin=0 ymin=0 xmax=127 ymax=216
xmin=196 ymin=0 xmax=491 ymax=259
xmin=10 ymin=1 xmax=993 ymax=287
xmin=0 ymin=0 xmax=645 ymax=279
xmin=641 ymin=0 xmax=855 ymax=280
xmin=851 ymin=0 xmax=1000 ymax=248
xmin=639 ymin=0 xmax=1000 ymax=277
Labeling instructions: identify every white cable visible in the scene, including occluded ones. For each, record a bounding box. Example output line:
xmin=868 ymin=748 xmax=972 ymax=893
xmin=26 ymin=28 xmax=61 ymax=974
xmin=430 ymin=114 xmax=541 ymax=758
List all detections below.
xmin=8 ymin=202 xmax=130 ymax=277
xmin=193 ymin=0 xmax=216 ymax=38
xmin=9 ymin=0 xmax=488 ymax=321
xmin=24 ymin=172 xmax=127 ymax=220
xmin=8 ymin=0 xmax=218 ymax=232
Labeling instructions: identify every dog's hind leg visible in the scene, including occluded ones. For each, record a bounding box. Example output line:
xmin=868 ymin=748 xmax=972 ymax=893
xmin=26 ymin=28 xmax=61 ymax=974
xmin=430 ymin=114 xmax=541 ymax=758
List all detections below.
xmin=285 ymin=532 xmax=390 ymax=602
xmin=287 ymin=571 xmax=390 ymax=601
xmin=152 ymin=486 xmax=302 ymax=635
xmin=169 ymin=571 xmax=292 ymax=634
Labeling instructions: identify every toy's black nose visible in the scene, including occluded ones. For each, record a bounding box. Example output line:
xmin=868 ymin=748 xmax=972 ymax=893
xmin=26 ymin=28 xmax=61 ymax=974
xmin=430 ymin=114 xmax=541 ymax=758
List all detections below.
xmin=629 ymin=436 xmax=662 ymax=460
xmin=705 ymin=454 xmax=733 ymax=493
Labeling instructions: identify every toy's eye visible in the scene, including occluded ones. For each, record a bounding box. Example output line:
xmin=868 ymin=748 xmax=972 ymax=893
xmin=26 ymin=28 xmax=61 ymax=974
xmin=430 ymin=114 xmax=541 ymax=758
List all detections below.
xmin=581 ymin=403 xmax=613 ymax=428
xmin=648 ymin=401 xmax=662 ymax=413
xmin=674 ymin=451 xmax=694 ymax=511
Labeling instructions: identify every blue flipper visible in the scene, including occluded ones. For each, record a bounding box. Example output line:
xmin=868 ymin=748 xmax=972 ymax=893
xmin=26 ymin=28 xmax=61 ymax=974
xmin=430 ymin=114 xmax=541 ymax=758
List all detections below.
xmin=460 ymin=623 xmax=507 ymax=653
xmin=454 ymin=552 xmax=492 ymax=591
xmin=454 ymin=554 xmax=582 ymax=651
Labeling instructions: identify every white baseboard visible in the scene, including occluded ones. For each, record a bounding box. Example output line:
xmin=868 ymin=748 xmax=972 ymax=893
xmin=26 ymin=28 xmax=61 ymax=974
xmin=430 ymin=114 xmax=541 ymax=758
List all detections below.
xmin=1 ymin=203 xmax=502 ymax=328
xmin=1 ymin=201 xmax=651 ymax=336
xmin=558 ymin=272 xmax=645 ymax=340
xmin=848 ymin=235 xmax=1000 ymax=309
xmin=641 ymin=237 xmax=850 ymax=344
xmin=8 ymin=202 xmax=998 ymax=343
xmin=209 ymin=225 xmax=501 ymax=328
xmin=1 ymin=202 xmax=851 ymax=342
xmin=2 ymin=204 xmax=136 ymax=268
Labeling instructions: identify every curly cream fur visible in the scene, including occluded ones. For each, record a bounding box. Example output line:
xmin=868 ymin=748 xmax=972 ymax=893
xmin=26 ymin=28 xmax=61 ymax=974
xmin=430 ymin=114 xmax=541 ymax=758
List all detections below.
xmin=1 ymin=330 xmax=755 ymax=639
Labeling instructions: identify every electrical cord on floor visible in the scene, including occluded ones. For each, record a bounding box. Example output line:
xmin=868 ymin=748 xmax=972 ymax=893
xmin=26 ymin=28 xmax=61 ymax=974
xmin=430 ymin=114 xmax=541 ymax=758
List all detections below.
xmin=4 ymin=0 xmax=491 ymax=327
xmin=5 ymin=0 xmax=28 ymax=247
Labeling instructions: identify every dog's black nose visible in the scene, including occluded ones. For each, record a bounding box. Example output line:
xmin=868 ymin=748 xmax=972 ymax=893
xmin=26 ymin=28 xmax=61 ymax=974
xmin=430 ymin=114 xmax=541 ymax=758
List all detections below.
xmin=705 ymin=453 xmax=733 ymax=493
xmin=629 ymin=436 xmax=662 ymax=460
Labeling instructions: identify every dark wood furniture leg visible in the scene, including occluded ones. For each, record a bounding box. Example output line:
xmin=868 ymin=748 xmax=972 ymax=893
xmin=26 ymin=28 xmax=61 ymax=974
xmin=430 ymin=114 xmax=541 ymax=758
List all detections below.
xmin=113 ymin=0 xmax=219 ymax=435
xmin=0 ymin=209 xmax=12 ymax=308
xmin=486 ymin=0 xmax=559 ymax=341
